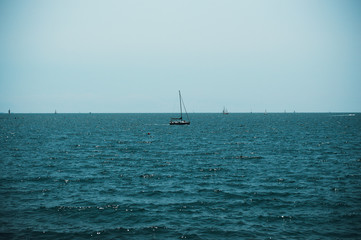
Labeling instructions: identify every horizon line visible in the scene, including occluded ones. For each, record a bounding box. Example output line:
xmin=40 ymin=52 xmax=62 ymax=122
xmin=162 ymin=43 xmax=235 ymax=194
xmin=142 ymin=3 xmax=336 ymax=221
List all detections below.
xmin=1 ymin=111 xmax=360 ymax=114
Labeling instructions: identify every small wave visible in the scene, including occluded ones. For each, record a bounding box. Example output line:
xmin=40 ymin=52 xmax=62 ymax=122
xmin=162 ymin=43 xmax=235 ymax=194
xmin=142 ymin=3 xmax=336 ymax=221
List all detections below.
xmin=6 ymin=225 xmax=174 ymax=240
xmin=199 ymin=167 xmax=222 ymax=172
xmin=257 ymin=214 xmax=294 ymax=222
xmin=238 ymin=155 xmax=263 ymax=159
xmin=136 ymin=141 xmax=152 ymax=144
xmin=332 ymin=114 xmax=356 ymax=117
xmin=139 ymin=173 xmax=154 ymax=178
xmin=38 ymin=203 xmax=147 ymax=213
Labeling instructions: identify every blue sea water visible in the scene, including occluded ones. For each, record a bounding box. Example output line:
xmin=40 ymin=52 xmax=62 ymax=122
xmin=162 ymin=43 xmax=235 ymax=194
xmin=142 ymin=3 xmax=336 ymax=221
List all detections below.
xmin=0 ymin=113 xmax=361 ymax=239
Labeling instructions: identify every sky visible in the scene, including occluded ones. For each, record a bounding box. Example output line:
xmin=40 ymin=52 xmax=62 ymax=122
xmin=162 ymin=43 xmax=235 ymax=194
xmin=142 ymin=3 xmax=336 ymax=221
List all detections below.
xmin=0 ymin=0 xmax=360 ymax=113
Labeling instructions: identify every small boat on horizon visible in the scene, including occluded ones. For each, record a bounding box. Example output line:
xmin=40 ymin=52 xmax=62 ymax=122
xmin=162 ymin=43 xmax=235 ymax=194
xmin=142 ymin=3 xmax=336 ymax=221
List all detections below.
xmin=222 ymin=107 xmax=229 ymax=115
xmin=170 ymin=90 xmax=190 ymax=125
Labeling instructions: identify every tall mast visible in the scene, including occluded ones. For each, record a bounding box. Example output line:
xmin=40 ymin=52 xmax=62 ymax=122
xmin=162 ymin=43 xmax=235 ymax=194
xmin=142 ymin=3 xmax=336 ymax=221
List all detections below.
xmin=179 ymin=90 xmax=182 ymax=119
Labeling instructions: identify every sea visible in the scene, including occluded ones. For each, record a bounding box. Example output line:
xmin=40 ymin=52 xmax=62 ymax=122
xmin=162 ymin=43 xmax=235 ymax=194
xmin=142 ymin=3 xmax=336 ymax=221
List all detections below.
xmin=1 ymin=113 xmax=360 ymax=239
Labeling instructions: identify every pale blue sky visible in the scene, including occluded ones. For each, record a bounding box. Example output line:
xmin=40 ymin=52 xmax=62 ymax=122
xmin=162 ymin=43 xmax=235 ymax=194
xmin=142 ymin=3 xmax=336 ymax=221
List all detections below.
xmin=0 ymin=0 xmax=360 ymax=113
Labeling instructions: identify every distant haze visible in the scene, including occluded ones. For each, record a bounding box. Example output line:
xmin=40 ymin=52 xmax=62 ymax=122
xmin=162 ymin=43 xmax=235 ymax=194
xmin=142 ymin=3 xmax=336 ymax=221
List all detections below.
xmin=1 ymin=0 xmax=360 ymax=113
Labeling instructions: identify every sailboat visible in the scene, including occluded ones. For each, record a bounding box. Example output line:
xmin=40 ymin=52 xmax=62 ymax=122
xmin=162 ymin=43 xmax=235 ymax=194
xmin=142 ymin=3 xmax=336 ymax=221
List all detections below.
xmin=222 ymin=106 xmax=229 ymax=115
xmin=170 ymin=90 xmax=190 ymax=125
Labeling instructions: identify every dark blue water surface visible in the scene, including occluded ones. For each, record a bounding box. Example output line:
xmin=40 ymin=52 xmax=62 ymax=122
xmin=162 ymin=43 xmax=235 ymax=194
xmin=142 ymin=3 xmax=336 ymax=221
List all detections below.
xmin=1 ymin=113 xmax=361 ymax=239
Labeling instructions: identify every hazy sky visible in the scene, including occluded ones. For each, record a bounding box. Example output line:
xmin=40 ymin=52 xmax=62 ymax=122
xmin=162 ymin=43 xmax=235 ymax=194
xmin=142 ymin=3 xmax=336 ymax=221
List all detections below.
xmin=1 ymin=0 xmax=360 ymax=113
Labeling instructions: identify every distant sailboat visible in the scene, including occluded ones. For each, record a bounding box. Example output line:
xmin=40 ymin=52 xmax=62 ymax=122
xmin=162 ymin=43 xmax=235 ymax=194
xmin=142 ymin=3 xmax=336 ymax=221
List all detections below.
xmin=170 ymin=90 xmax=190 ymax=125
xmin=55 ymin=110 xmax=57 ymax=114
xmin=222 ymin=107 xmax=229 ymax=115
xmin=8 ymin=109 xmax=10 ymax=114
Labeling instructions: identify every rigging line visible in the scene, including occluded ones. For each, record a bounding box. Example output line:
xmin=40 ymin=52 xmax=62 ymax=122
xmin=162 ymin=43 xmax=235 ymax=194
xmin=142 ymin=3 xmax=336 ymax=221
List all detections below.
xmin=181 ymin=95 xmax=190 ymax=121
xmin=179 ymin=90 xmax=182 ymax=119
